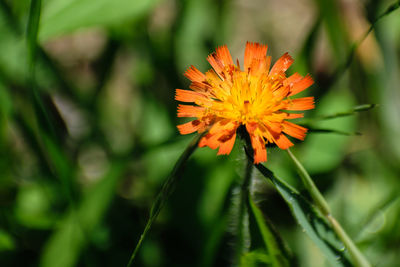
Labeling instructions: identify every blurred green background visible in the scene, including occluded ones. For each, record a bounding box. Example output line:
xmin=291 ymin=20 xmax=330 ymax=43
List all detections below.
xmin=0 ymin=0 xmax=400 ymax=266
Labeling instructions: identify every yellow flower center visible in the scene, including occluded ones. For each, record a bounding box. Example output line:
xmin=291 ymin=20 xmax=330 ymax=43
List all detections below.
xmin=204 ymin=68 xmax=287 ymax=126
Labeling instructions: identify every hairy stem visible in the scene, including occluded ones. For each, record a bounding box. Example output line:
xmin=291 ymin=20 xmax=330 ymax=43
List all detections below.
xmin=235 ymin=153 xmax=253 ymax=263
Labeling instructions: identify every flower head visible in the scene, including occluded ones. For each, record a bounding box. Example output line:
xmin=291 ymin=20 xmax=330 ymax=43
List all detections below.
xmin=176 ymin=42 xmax=314 ymax=163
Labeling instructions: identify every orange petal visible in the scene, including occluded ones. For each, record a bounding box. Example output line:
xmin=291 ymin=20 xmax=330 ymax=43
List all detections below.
xmin=177 ymin=105 xmax=205 ymax=117
xmin=282 ymin=121 xmax=308 ymax=140
xmin=175 ymin=89 xmax=208 ymax=103
xmin=284 ymin=73 xmax=302 ymax=86
xmin=244 ymin=42 xmax=268 ymax=71
xmin=285 ymin=113 xmax=304 ymax=119
xmin=273 ymin=133 xmax=293 ymax=149
xmin=245 ymin=122 xmax=258 ymax=133
xmin=205 ymin=69 xmax=222 ymax=84
xmin=269 ymin=52 xmax=293 ymax=77
xmin=286 ymin=97 xmax=315 ymax=111
xmin=249 ymin=57 xmax=270 ymax=77
xmin=207 ymin=53 xmax=225 ymax=78
xmin=265 ymin=122 xmax=282 ymax=135
xmin=217 ymin=131 xmax=237 ymax=155
xmin=199 ymin=133 xmax=212 ymax=147
xmin=246 ymin=123 xmax=267 ymax=163
xmin=272 ymin=84 xmax=290 ymax=100
xmin=200 ymin=120 xmax=239 ymax=153
xmin=288 ymin=74 xmax=314 ymax=96
xmin=204 ymin=133 xmax=221 ymax=149
xmin=208 ymin=119 xmax=237 ymax=134
xmin=177 ymin=120 xmax=203 ymax=134
xmin=251 ymin=134 xmax=267 ymax=164
xmin=184 ymin=65 xmax=206 ymax=82
xmin=216 ymin=45 xmax=234 ymax=66
xmin=189 ymin=81 xmax=212 ymax=93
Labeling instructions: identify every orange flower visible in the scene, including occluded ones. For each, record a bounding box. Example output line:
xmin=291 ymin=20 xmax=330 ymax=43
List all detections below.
xmin=176 ymin=42 xmax=314 ymax=163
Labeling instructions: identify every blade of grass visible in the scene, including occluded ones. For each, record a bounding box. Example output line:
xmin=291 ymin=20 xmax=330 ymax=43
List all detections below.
xmin=336 ymin=0 xmax=400 ymax=76
xmin=326 ymin=0 xmax=400 ymax=89
xmin=299 ymin=104 xmax=377 ymax=125
xmin=287 ymin=149 xmax=371 ymax=267
xmin=27 ymin=0 xmax=41 ymax=70
xmin=126 ymin=133 xmax=204 ymax=267
xmin=27 ymin=0 xmax=60 ymax=142
xmin=0 ymin=0 xmax=86 ymax=106
xmin=248 ymin=196 xmax=291 ymax=267
xmin=308 ymin=128 xmax=362 ymax=136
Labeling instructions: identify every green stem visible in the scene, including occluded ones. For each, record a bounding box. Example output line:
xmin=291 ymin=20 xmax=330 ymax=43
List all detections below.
xmin=126 ymin=134 xmax=203 ymax=267
xmin=327 ymin=215 xmax=371 ymax=267
xmin=286 ymin=149 xmax=330 ymax=216
xmin=286 ymin=148 xmax=371 ymax=267
xmin=235 ymin=154 xmax=253 ymax=263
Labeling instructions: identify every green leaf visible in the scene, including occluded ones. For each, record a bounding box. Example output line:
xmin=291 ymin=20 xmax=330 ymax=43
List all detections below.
xmin=39 ymin=0 xmax=160 ymax=41
xmin=0 ymin=229 xmax=15 ymax=251
xmin=27 ymin=0 xmax=67 ymax=143
xmin=308 ymin=128 xmax=361 ymax=136
xmin=40 ymin=161 xmax=125 ymax=267
xmin=240 ymin=250 xmax=271 ymax=267
xmin=27 ymin=0 xmax=42 ymax=69
xmin=249 ymin=159 xmax=352 ymax=267
xmin=300 ymin=104 xmax=377 ymax=125
xmin=248 ymin=196 xmax=291 ymax=267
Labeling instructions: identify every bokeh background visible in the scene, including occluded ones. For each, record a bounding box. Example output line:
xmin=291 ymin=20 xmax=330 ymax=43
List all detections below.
xmin=0 ymin=0 xmax=400 ymax=266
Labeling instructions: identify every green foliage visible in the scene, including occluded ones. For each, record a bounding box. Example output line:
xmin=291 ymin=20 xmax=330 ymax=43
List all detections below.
xmin=40 ymin=162 xmax=125 ymax=267
xmin=250 ymin=157 xmax=352 ymax=267
xmin=0 ymin=0 xmax=400 ymax=266
xmin=39 ymin=0 xmax=160 ymax=40
xmin=248 ymin=196 xmax=291 ymax=267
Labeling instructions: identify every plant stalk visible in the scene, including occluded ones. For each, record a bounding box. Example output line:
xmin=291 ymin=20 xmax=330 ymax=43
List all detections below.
xmin=286 ymin=148 xmax=371 ymax=267
xmin=235 ymin=153 xmax=253 ymax=263
xmin=286 ymin=149 xmax=331 ymax=216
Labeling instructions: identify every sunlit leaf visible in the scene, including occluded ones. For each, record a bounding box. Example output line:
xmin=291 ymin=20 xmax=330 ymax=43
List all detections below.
xmin=240 ymin=249 xmax=271 ymax=267
xmin=39 ymin=0 xmax=160 ymax=41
